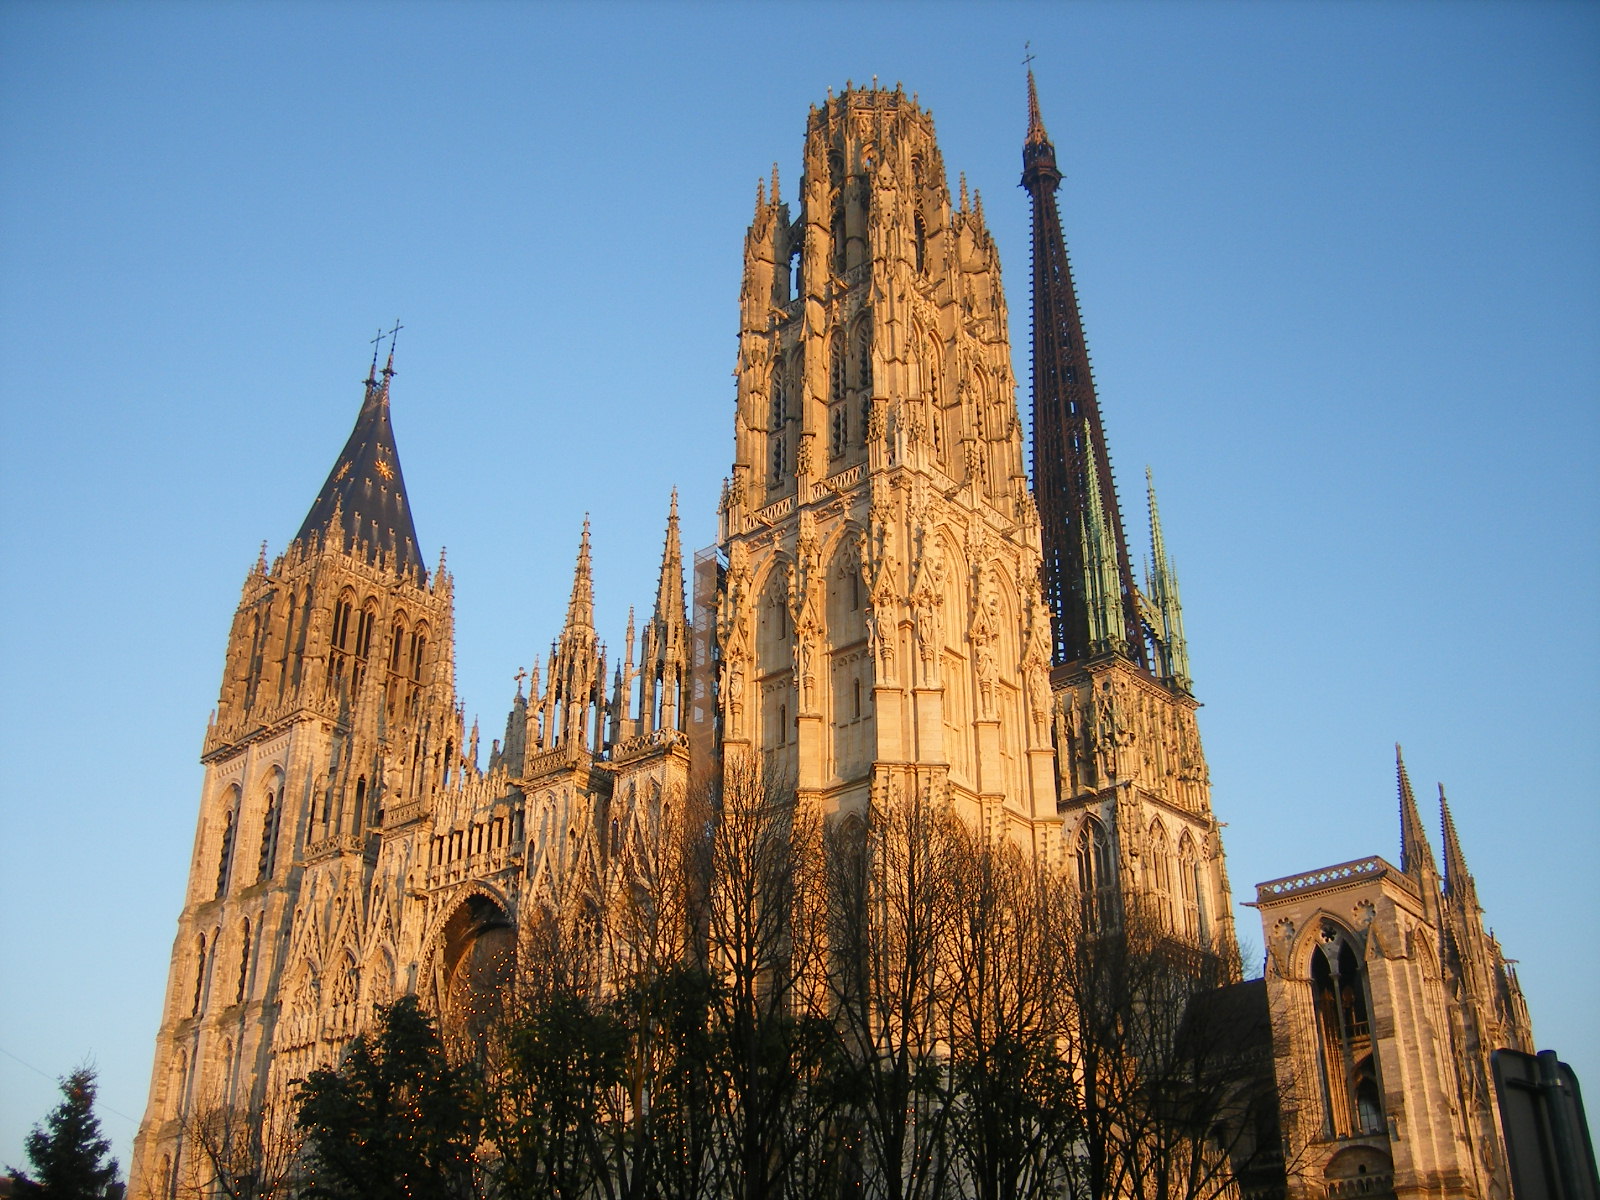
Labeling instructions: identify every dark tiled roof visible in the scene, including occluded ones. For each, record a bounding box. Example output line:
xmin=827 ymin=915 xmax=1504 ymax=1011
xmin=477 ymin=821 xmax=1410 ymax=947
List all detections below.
xmin=293 ymin=364 xmax=423 ymax=577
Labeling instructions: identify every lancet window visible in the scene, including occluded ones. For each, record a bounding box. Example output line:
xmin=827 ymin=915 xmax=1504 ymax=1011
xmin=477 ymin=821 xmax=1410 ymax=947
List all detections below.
xmin=328 ymin=593 xmax=354 ymax=693
xmin=214 ymin=803 xmax=236 ymax=899
xmin=1143 ymin=820 xmax=1174 ymax=929
xmin=257 ymin=781 xmax=280 ymax=882
xmin=1311 ymin=923 xmax=1385 ymax=1139
xmin=351 ymin=601 xmax=377 ymax=691
xmin=192 ymin=934 xmax=206 ymax=1015
xmin=1075 ymin=818 xmax=1116 ymax=927
xmin=1178 ymin=833 xmax=1201 ymax=940
xmin=236 ymin=918 xmax=251 ymax=1004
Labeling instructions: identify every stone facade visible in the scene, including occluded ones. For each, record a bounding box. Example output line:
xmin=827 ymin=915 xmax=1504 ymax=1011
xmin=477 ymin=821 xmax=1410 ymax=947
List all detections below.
xmin=129 ymin=82 xmax=1533 ymax=1200
xmin=1256 ymin=753 xmax=1533 ymax=1200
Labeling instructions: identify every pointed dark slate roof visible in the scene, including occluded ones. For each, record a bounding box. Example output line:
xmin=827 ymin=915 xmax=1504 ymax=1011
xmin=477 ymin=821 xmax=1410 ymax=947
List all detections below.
xmin=293 ymin=355 xmax=424 ymax=577
xmin=1022 ymin=69 xmax=1147 ymax=670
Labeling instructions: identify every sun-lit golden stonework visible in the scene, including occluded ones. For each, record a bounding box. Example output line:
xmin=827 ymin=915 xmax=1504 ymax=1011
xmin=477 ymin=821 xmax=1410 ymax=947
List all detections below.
xmin=129 ymin=84 xmax=1536 ymax=1200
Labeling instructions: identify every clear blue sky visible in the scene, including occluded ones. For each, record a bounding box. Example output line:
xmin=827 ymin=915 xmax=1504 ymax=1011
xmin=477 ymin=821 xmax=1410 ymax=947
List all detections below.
xmin=2 ymin=0 xmax=1596 ymax=1175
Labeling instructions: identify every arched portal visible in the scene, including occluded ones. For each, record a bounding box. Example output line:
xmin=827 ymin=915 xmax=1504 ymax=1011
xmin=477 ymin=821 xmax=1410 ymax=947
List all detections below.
xmin=439 ymin=894 xmax=515 ymax=1051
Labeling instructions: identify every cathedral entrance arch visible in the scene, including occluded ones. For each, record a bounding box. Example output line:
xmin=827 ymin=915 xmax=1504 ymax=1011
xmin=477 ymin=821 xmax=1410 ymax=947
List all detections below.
xmin=435 ymin=892 xmax=515 ymax=1051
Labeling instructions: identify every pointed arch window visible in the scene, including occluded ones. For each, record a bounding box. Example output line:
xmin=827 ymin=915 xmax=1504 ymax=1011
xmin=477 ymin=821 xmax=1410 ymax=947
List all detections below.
xmin=1143 ymin=820 xmax=1174 ymax=929
xmin=1311 ymin=923 xmax=1385 ymax=1138
xmin=1177 ymin=833 xmax=1201 ymax=940
xmin=351 ymin=600 xmax=377 ymax=692
xmin=770 ymin=364 xmax=788 ymax=430
xmin=1075 ymin=818 xmax=1116 ymax=928
xmin=328 ymin=593 xmax=355 ymax=693
xmin=237 ymin=918 xmax=252 ymax=1004
xmin=388 ymin=619 xmax=406 ymax=672
xmin=215 ymin=806 xmax=237 ymax=899
xmin=192 ymin=933 xmax=207 ymax=1015
xmin=351 ymin=776 xmax=368 ymax=835
xmin=913 ymin=210 xmax=928 ymax=274
xmin=411 ymin=626 xmax=428 ymax=681
xmin=257 ymin=782 xmax=281 ymax=882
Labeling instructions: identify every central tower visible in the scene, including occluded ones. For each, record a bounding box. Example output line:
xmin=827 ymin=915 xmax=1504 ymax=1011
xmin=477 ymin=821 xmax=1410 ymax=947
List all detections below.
xmin=718 ymin=84 xmax=1058 ymax=841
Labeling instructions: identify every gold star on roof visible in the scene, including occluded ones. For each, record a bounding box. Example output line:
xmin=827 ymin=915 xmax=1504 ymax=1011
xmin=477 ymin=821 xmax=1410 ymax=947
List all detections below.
xmin=375 ymin=459 xmax=395 ymax=481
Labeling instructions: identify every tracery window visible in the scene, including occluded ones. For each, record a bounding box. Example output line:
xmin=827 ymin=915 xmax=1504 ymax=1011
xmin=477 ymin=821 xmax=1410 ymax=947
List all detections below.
xmin=328 ymin=593 xmax=355 ymax=693
xmin=1311 ymin=923 xmax=1385 ymax=1138
xmin=770 ymin=364 xmax=787 ymax=430
xmin=1177 ymin=833 xmax=1201 ymax=939
xmin=351 ymin=601 xmax=377 ymax=692
xmin=1075 ymin=818 xmax=1116 ymax=927
xmin=1143 ymin=820 xmax=1174 ymax=929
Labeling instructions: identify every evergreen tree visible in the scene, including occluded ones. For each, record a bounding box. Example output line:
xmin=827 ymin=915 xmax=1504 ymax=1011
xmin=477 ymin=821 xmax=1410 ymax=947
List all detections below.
xmin=294 ymin=996 xmax=479 ymax=1200
xmin=8 ymin=1067 xmax=122 ymax=1199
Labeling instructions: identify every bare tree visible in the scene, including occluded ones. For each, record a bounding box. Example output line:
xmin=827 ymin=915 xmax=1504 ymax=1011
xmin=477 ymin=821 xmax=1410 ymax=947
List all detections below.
xmin=939 ymin=826 xmax=1079 ymax=1200
xmin=1043 ymin=883 xmax=1284 ymax=1200
xmin=701 ymin=751 xmax=837 ymax=1200
xmin=823 ymin=783 xmax=964 ymax=1200
xmin=171 ymin=1096 xmax=303 ymax=1200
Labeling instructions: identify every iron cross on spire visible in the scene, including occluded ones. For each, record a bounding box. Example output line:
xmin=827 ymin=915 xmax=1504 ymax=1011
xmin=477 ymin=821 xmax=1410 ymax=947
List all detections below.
xmin=1023 ymin=41 xmax=1035 ymax=68
xmin=366 ymin=327 xmax=385 ymax=382
xmin=381 ymin=320 xmax=403 ymax=376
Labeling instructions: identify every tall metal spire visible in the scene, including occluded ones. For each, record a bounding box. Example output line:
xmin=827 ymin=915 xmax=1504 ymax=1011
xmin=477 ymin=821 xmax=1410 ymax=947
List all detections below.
xmin=1022 ymin=70 xmax=1146 ymax=669
xmin=292 ymin=339 xmax=423 ymax=576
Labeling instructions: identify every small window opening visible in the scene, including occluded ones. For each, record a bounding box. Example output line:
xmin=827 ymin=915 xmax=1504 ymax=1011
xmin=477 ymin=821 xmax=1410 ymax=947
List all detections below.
xmin=237 ymin=919 xmax=251 ymax=1004
xmin=215 ymin=810 xmax=235 ymax=899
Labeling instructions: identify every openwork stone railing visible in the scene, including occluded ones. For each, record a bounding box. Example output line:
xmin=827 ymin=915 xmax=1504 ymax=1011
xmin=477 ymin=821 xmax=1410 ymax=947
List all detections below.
xmin=524 ymin=743 xmax=589 ymax=778
xmin=302 ymin=833 xmax=369 ymax=864
xmin=610 ymin=727 xmax=689 ymax=763
xmin=1256 ymin=856 xmax=1391 ymax=901
xmin=811 ymin=463 xmax=863 ymax=501
xmin=746 ymin=494 xmax=796 ymax=530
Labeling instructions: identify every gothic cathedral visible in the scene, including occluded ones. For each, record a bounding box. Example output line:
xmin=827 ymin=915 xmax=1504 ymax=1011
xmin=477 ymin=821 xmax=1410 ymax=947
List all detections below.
xmin=130 ymin=78 xmax=1536 ymax=1200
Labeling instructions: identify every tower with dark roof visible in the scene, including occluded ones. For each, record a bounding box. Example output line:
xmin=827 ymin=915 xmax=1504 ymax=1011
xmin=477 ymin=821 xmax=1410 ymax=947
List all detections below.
xmin=1023 ymin=72 xmax=1236 ymax=959
xmin=129 ymin=354 xmax=464 ymax=1195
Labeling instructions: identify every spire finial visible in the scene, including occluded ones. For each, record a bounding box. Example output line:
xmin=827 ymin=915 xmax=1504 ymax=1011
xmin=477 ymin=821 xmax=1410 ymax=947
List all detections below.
xmin=770 ymin=162 xmax=780 ymax=206
xmin=380 ymin=319 xmax=402 ymax=389
xmin=367 ymin=327 xmax=384 ymax=388
xmin=563 ymin=516 xmax=596 ymax=631
xmin=1146 ymin=467 xmax=1191 ymax=690
xmin=1439 ymin=783 xmax=1477 ymax=902
xmin=1396 ymin=744 xmax=1436 ymax=879
xmin=1025 ymin=55 xmax=1050 ymax=149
